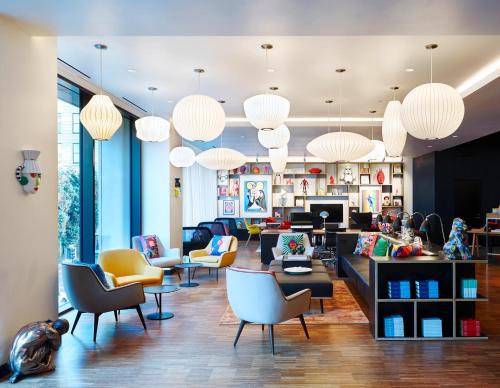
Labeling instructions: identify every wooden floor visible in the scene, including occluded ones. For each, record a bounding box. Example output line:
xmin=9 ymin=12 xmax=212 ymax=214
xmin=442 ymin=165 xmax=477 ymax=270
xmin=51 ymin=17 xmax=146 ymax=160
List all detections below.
xmin=9 ymin=243 xmax=500 ymax=387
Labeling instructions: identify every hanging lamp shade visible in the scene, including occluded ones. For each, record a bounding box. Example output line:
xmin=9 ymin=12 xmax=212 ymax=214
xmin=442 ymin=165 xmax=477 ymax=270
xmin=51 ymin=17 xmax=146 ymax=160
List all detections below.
xmin=307 ymin=132 xmax=374 ymax=162
xmin=172 ymin=94 xmax=226 ymax=141
xmin=354 ymin=140 xmax=386 ymax=162
xmin=269 ymin=146 xmax=288 ymax=172
xmin=401 ymin=83 xmax=464 ymax=140
xmin=80 ymin=95 xmax=122 ymax=141
xmin=135 ymin=116 xmax=170 ymax=142
xmin=169 ymin=146 xmax=196 ymax=167
xmin=382 ymin=100 xmax=407 ymax=156
xmin=258 ymin=124 xmax=290 ymax=149
xmin=196 ymin=147 xmax=247 ymax=170
xmin=243 ymin=94 xmax=290 ymax=130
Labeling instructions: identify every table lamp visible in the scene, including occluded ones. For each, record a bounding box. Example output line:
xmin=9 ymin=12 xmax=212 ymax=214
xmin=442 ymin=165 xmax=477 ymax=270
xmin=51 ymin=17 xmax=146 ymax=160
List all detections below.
xmin=320 ymin=211 xmax=329 ymax=230
xmin=419 ymin=213 xmax=446 ymax=245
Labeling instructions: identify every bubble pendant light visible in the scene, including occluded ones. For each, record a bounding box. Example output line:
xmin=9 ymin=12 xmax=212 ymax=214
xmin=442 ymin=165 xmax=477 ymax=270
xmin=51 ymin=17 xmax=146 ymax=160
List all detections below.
xmin=382 ymin=86 xmax=407 ymax=156
xmin=355 ymin=110 xmax=387 ymax=162
xmin=80 ymin=44 xmax=122 ymax=141
xmin=401 ymin=44 xmax=464 ymax=140
xmin=258 ymin=123 xmax=290 ymax=149
xmin=269 ymin=145 xmax=288 ymax=172
xmin=135 ymin=87 xmax=170 ymax=142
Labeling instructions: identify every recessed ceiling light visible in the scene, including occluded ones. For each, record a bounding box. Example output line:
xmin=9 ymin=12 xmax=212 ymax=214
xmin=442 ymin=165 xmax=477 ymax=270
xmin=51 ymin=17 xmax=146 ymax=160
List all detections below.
xmin=167 ymin=100 xmax=174 ymax=103
xmin=240 ymin=135 xmax=245 ymax=139
xmin=267 ymin=68 xmax=275 ymax=73
xmin=127 ymin=69 xmax=137 ymax=73
xmin=405 ymin=68 xmax=415 ymax=72
xmin=452 ymin=135 xmax=458 ymax=138
xmin=427 ymin=145 xmax=433 ymax=148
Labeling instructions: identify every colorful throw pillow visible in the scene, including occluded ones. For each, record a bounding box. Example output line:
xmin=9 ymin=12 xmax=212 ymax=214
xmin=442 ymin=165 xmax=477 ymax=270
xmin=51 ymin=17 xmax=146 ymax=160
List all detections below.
xmin=372 ymin=237 xmax=389 ymax=256
xmin=281 ymin=234 xmax=305 ymax=255
xmin=390 ymin=240 xmax=423 ymax=258
xmin=353 ymin=233 xmax=379 ymax=257
xmin=378 ymin=222 xmax=394 ymax=235
xmin=139 ymin=235 xmax=160 ymax=258
xmin=89 ymin=263 xmax=110 ymax=289
xmin=210 ymin=235 xmax=232 ymax=256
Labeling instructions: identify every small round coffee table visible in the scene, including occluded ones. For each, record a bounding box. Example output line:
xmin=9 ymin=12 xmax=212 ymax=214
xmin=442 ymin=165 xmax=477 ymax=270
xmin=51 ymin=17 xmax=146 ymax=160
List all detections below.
xmin=174 ymin=263 xmax=203 ymax=287
xmin=143 ymin=285 xmax=179 ymax=320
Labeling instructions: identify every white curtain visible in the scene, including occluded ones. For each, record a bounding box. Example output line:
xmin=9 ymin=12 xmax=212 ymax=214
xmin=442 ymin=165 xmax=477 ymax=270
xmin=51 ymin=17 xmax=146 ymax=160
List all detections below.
xmin=182 ymin=163 xmax=218 ymax=227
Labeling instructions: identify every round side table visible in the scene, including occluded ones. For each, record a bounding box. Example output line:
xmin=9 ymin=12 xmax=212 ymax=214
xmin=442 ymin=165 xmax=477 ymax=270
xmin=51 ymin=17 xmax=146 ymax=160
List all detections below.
xmin=143 ymin=285 xmax=179 ymax=320
xmin=174 ymin=262 xmax=203 ymax=287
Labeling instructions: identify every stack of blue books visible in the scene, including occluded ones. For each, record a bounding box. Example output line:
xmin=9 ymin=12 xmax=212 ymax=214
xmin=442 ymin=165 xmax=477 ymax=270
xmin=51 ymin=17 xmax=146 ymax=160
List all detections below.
xmin=388 ymin=280 xmax=411 ymax=299
xmin=422 ymin=318 xmax=443 ymax=337
xmin=384 ymin=315 xmax=405 ymax=337
xmin=460 ymin=279 xmax=478 ymax=298
xmin=415 ymin=280 xmax=439 ymax=298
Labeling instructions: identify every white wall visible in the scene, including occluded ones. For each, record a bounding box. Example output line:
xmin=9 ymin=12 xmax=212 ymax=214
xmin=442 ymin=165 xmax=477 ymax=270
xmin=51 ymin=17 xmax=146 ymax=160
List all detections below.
xmin=0 ymin=18 xmax=58 ymax=363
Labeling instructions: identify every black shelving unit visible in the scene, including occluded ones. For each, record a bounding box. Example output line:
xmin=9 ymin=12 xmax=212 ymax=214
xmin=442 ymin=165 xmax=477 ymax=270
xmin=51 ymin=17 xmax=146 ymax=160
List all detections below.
xmin=372 ymin=256 xmax=488 ymax=341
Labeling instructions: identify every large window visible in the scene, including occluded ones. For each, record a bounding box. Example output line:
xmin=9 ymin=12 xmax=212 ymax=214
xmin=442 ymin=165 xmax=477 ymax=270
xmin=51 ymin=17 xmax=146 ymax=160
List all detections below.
xmin=57 ymin=79 xmax=81 ymax=309
xmin=57 ymin=76 xmax=142 ymax=312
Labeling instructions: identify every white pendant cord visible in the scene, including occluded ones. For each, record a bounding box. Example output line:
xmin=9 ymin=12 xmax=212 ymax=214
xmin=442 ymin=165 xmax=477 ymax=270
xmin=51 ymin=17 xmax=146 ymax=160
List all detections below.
xmin=327 ymin=103 xmax=331 ymax=133
xmin=99 ymin=48 xmax=103 ymax=94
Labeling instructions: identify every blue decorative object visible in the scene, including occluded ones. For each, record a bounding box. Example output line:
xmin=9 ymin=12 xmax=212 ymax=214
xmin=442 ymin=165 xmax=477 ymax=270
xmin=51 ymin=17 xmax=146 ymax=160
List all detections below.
xmin=443 ymin=217 xmax=473 ymax=260
xmin=384 ymin=315 xmax=405 ymax=337
xmin=415 ymin=280 xmax=439 ymax=299
xmin=388 ymin=280 xmax=411 ymax=299
xmin=422 ymin=318 xmax=443 ymax=337
xmin=460 ymin=279 xmax=478 ymax=298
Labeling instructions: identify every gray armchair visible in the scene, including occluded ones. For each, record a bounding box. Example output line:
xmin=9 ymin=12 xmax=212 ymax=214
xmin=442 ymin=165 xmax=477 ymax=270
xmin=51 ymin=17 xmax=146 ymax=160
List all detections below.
xmin=62 ymin=262 xmax=147 ymax=342
xmin=226 ymin=267 xmax=311 ymax=354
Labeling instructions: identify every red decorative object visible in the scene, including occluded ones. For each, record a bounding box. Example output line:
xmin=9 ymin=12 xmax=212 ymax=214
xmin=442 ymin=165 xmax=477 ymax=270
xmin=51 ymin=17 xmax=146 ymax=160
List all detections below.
xmin=376 ymin=169 xmax=385 ymax=184
xmin=266 ymin=217 xmax=277 ymax=223
xmin=279 ymin=221 xmax=291 ymax=229
xmin=309 ymin=168 xmax=322 ymax=174
xmin=460 ymin=319 xmax=481 ymax=337
xmin=252 ymin=166 xmax=260 ymax=174
xmin=329 ymin=175 xmax=334 ymax=185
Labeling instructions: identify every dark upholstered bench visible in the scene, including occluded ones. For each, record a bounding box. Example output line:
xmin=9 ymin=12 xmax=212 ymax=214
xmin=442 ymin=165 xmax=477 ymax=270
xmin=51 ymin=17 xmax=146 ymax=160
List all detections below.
xmin=269 ymin=260 xmax=333 ymax=313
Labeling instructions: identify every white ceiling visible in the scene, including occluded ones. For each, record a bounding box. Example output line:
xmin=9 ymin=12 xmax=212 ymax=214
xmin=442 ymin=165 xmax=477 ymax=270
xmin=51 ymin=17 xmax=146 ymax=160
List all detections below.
xmin=3 ymin=1 xmax=500 ymax=157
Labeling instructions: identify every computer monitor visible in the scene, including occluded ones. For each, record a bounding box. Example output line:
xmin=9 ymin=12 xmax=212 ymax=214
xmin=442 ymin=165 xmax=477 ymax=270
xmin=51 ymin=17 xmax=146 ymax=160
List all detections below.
xmin=310 ymin=204 xmax=343 ymax=227
xmin=351 ymin=212 xmax=373 ymax=230
xmin=290 ymin=212 xmax=312 ymax=224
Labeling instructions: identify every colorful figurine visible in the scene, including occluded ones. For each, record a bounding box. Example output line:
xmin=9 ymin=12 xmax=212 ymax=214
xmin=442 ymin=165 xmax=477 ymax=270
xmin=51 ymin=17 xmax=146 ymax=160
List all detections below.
xmin=300 ymin=178 xmax=310 ymax=195
xmin=443 ymin=218 xmax=473 ymax=260
xmin=174 ymin=178 xmax=181 ymax=197
xmin=15 ymin=150 xmax=41 ymax=194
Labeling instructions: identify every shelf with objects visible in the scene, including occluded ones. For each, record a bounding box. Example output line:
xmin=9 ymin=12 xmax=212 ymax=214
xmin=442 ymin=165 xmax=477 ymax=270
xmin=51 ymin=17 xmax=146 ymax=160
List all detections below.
xmin=217 ymin=160 xmax=405 ymax=227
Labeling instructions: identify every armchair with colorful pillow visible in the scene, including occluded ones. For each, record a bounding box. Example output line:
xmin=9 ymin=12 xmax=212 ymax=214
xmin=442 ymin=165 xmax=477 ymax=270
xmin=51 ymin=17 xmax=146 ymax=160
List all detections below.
xmin=189 ymin=235 xmax=238 ymax=281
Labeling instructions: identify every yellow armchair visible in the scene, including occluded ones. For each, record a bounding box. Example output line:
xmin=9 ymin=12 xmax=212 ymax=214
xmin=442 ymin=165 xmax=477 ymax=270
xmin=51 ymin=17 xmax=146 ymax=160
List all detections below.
xmin=244 ymin=218 xmax=262 ymax=247
xmin=189 ymin=236 xmax=238 ymax=281
xmin=98 ymin=249 xmax=164 ymax=288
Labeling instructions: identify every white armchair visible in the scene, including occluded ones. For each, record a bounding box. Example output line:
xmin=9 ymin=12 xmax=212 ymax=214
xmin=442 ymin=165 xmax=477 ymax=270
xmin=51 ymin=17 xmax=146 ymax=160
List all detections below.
xmin=271 ymin=233 xmax=314 ymax=260
xmin=132 ymin=235 xmax=182 ymax=268
xmin=226 ymin=267 xmax=312 ymax=354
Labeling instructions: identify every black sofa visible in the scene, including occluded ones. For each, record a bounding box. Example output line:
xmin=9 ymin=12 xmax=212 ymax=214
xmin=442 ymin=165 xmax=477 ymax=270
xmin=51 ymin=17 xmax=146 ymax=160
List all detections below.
xmin=336 ymin=233 xmax=371 ymax=306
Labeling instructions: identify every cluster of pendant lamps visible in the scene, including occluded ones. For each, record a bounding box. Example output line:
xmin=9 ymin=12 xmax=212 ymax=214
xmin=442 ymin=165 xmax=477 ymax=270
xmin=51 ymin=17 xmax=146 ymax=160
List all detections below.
xmin=79 ymin=42 xmax=464 ymax=171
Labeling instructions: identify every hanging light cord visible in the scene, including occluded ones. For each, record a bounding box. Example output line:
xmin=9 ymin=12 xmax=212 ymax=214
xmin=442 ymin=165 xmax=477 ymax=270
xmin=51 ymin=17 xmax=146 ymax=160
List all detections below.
xmin=99 ymin=48 xmax=103 ymax=94
xmin=150 ymin=88 xmax=155 ymax=116
xmin=371 ymin=115 xmax=374 ymax=140
xmin=339 ymin=76 xmax=343 ymax=132
xmin=327 ymin=103 xmax=331 ymax=133
xmin=430 ymin=48 xmax=433 ymax=84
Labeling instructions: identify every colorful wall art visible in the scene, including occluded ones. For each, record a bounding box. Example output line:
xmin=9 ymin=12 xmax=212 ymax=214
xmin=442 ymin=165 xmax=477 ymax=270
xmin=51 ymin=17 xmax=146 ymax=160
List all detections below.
xmin=360 ymin=186 xmax=382 ymax=213
xmin=240 ymin=175 xmax=272 ymax=218
xmin=218 ymin=199 xmax=240 ymax=217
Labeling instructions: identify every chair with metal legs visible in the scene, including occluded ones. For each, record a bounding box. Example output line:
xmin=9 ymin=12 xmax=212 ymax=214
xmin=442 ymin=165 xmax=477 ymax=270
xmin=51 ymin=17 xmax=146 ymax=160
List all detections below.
xmin=227 ymin=267 xmax=311 ymax=354
xmin=244 ymin=219 xmax=262 ymax=247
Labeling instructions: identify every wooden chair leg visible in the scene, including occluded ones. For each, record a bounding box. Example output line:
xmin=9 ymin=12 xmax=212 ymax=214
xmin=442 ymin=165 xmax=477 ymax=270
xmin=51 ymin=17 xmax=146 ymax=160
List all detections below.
xmin=71 ymin=311 xmax=82 ymax=334
xmin=233 ymin=320 xmax=247 ymax=347
xmin=261 ymin=324 xmax=265 ymax=331
xmin=268 ymin=324 xmax=275 ymax=355
xmin=113 ymin=310 xmax=118 ymax=322
xmin=299 ymin=314 xmax=310 ymax=339
xmin=93 ymin=313 xmax=101 ymax=342
xmin=177 ymin=269 xmax=182 ymax=281
xmin=208 ymin=268 xmax=212 ymax=277
xmin=320 ymin=299 xmax=324 ymax=314
xmin=216 ymin=268 xmax=219 ymax=282
xmin=136 ymin=305 xmax=147 ymax=331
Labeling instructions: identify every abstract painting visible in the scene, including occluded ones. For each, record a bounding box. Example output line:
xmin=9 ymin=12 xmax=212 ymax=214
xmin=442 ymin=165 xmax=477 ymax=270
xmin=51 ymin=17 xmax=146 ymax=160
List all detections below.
xmin=360 ymin=186 xmax=382 ymax=213
xmin=240 ymin=175 xmax=272 ymax=218
xmin=218 ymin=199 xmax=240 ymax=217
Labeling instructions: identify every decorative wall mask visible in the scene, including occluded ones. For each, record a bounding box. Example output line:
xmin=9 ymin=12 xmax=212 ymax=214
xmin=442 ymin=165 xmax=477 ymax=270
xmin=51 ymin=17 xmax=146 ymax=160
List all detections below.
xmin=174 ymin=178 xmax=181 ymax=198
xmin=15 ymin=150 xmax=42 ymax=194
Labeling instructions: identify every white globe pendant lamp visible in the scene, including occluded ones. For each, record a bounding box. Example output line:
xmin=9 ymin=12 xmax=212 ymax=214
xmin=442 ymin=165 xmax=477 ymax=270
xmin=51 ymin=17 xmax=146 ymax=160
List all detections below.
xmin=244 ymin=90 xmax=290 ymax=131
xmin=258 ymin=124 xmax=290 ymax=149
xmin=196 ymin=147 xmax=247 ymax=170
xmin=382 ymin=87 xmax=407 ymax=157
xmin=269 ymin=145 xmax=288 ymax=172
xmin=172 ymin=69 xmax=226 ymax=142
xmin=401 ymin=44 xmax=464 ymax=140
xmin=169 ymin=146 xmax=196 ymax=168
xmin=355 ymin=110 xmax=387 ymax=162
xmin=135 ymin=87 xmax=170 ymax=142
xmin=80 ymin=44 xmax=122 ymax=141
xmin=307 ymin=71 xmax=374 ymax=162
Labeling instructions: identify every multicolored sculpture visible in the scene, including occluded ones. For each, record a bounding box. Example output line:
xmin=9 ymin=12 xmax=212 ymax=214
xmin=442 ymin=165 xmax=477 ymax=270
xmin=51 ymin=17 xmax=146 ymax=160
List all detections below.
xmin=15 ymin=150 xmax=42 ymax=194
xmin=9 ymin=319 xmax=69 ymax=383
xmin=443 ymin=217 xmax=473 ymax=260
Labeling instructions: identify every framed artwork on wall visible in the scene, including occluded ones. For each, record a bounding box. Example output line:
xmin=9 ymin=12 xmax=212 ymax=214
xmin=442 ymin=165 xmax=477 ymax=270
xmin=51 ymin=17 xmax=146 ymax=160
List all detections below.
xmin=217 ymin=170 xmax=229 ymax=186
xmin=360 ymin=174 xmax=370 ymax=185
xmin=228 ymin=178 xmax=240 ymax=196
xmin=218 ymin=199 xmax=240 ymax=217
xmin=239 ymin=174 xmax=272 ymax=218
xmin=360 ymin=186 xmax=382 ymax=213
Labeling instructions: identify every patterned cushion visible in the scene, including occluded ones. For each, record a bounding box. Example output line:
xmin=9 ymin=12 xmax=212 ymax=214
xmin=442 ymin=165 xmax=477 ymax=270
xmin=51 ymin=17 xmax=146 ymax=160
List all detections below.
xmin=89 ymin=263 xmax=110 ymax=289
xmin=353 ymin=233 xmax=378 ymax=257
xmin=210 ymin=235 xmax=232 ymax=256
xmin=390 ymin=240 xmax=423 ymax=257
xmin=140 ymin=235 xmax=160 ymax=258
xmin=281 ymin=234 xmax=305 ymax=255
